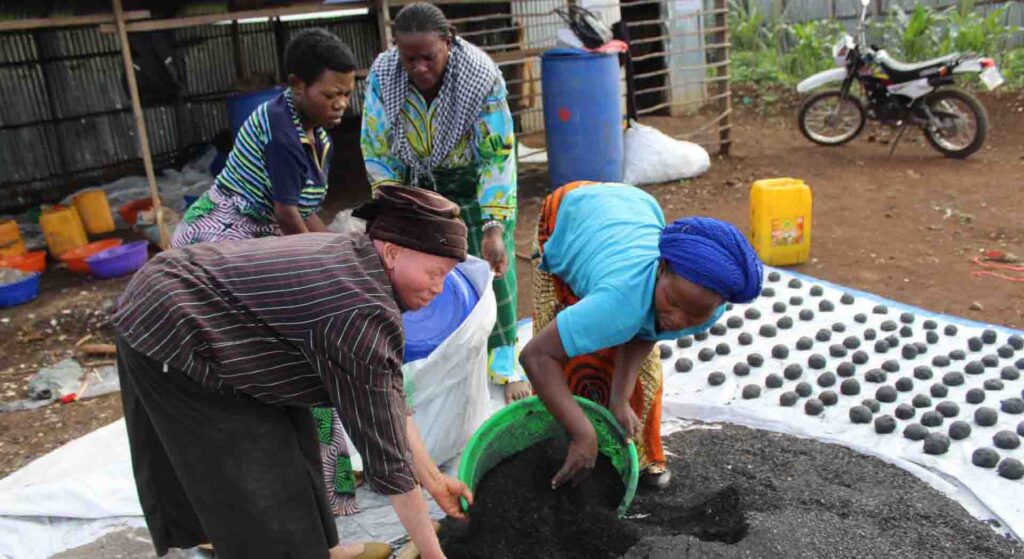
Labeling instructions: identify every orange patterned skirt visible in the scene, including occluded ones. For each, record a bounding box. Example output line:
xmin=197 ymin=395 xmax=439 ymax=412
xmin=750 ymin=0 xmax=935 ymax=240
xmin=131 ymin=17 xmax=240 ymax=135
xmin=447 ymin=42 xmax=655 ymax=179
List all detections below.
xmin=531 ymin=181 xmax=665 ymax=470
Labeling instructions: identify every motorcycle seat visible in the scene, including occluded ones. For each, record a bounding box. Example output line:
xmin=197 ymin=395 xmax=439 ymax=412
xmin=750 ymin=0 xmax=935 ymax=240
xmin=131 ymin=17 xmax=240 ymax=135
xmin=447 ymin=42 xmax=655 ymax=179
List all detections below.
xmin=876 ymin=50 xmax=960 ymax=81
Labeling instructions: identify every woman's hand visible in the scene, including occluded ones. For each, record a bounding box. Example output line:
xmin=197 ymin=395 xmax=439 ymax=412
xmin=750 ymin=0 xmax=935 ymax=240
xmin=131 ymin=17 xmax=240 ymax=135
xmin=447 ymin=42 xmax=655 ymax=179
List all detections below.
xmin=610 ymin=400 xmax=642 ymax=442
xmin=481 ymin=224 xmax=508 ymax=276
xmin=551 ymin=422 xmax=598 ymax=489
xmin=424 ymin=473 xmax=473 ymax=520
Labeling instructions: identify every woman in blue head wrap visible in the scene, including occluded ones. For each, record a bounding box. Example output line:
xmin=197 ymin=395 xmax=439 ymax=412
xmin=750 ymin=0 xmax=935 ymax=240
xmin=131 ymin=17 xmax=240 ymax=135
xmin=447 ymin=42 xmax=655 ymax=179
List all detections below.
xmin=520 ymin=181 xmax=763 ymax=489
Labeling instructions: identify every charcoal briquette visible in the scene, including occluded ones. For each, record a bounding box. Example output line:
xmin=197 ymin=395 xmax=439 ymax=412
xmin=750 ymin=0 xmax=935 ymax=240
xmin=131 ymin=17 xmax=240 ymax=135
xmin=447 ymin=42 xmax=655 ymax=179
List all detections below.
xmin=932 ymin=355 xmax=951 ymax=368
xmin=882 ymin=360 xmax=901 ymax=373
xmin=695 ymin=332 xmax=709 ymax=341
xmin=923 ymin=319 xmax=938 ymax=330
xmin=676 ymin=336 xmax=694 ymax=348
xmin=843 ymin=336 xmax=861 ymax=350
xmin=675 ymin=358 xmax=693 ymax=373
xmin=820 ymin=390 xmax=838 ymax=406
xmin=966 ymin=388 xmax=986 ymax=404
xmin=733 ymin=362 xmax=751 ymax=377
xmin=982 ymin=329 xmax=998 ymax=345
xmin=1010 ymin=335 xmax=1024 ymax=351
xmin=747 ymin=353 xmax=765 ymax=367
xmin=895 ymin=377 xmax=914 ymax=392
xmin=885 ymin=335 xmax=901 ymax=349
xmin=902 ymin=345 xmax=918 ymax=359
xmin=994 ymin=430 xmax=1020 ymax=450
xmin=777 ymin=316 xmax=794 ymax=330
xmin=816 ymin=329 xmax=832 ymax=342
xmin=949 ymin=420 xmax=972 ymax=440
xmin=841 ymin=293 xmax=856 ymax=305
xmin=914 ymin=366 xmax=934 ymax=380
xmin=923 ymin=433 xmax=951 ymax=455
xmin=1019 ymin=421 xmax=1024 ymax=437
xmin=780 ymin=391 xmax=799 ymax=407
xmin=1001 ymin=366 xmax=1020 ymax=381
xmin=926 ymin=331 xmax=940 ymax=344
xmin=761 ymin=287 xmax=775 ymax=297
xmin=913 ymin=394 xmax=933 ymax=408
xmin=829 ymin=345 xmax=847 ymax=358
xmin=698 ymin=348 xmax=716 ymax=362
xmin=904 ymin=423 xmax=929 ymax=441
xmin=1001 ymin=398 xmax=1024 ymax=414
xmin=759 ymin=325 xmax=777 ymax=338
xmin=863 ymin=329 xmax=877 ymax=341
xmin=772 ymin=345 xmax=790 ymax=359
xmin=865 ymin=369 xmax=887 ymax=383
xmin=850 ymin=405 xmax=873 ymax=424
xmin=984 ymin=379 xmax=1005 ymax=391
xmin=921 ymin=411 xmax=944 ymax=427
xmin=873 ymin=305 xmax=889 ymax=315
xmin=852 ymin=351 xmax=869 ymax=365
xmin=841 ymin=378 xmax=861 ymax=396
xmin=765 ymin=374 xmax=784 ymax=388
xmin=768 ymin=271 xmax=781 ymax=282
xmin=789 ymin=278 xmax=803 ymax=289
xmin=874 ymin=340 xmax=889 ymax=354
xmin=965 ymin=361 xmax=985 ymax=376
xmin=809 ymin=285 xmax=824 ymax=297
xmin=900 ymin=326 xmax=914 ymax=339
xmin=972 ymin=448 xmax=1000 ymax=468
xmin=817 ymin=372 xmax=837 ymax=388
xmin=708 ymin=371 xmax=727 ymax=386
xmin=742 ymin=384 xmax=762 ymax=400
xmin=795 ymin=382 xmax=813 ymax=398
xmin=715 ymin=343 xmax=731 ymax=356
xmin=937 ymin=401 xmax=960 ymax=418
xmin=772 ymin=302 xmax=787 ymax=313
xmin=798 ymin=309 xmax=815 ymax=321
xmin=881 ymin=321 xmax=898 ymax=332
xmin=726 ymin=316 xmax=744 ymax=329
xmin=805 ymin=398 xmax=824 ymax=416
xmin=796 ymin=337 xmax=814 ymax=351
xmin=968 ymin=337 xmax=984 ymax=352
xmin=942 ymin=372 xmax=965 ymax=387
xmin=854 ymin=313 xmax=867 ymax=323
xmin=819 ymin=300 xmax=835 ymax=312
xmin=862 ymin=399 xmax=881 ymax=413
xmin=998 ymin=458 xmax=1024 ymax=480
xmin=784 ymin=364 xmax=804 ymax=381
xmin=945 ymin=324 xmax=958 ymax=336
xmin=895 ymin=404 xmax=916 ymax=420
xmin=931 ymin=384 xmax=949 ymax=398
xmin=659 ymin=344 xmax=673 ymax=359
xmin=745 ymin=308 xmax=762 ymax=320
xmin=876 ymin=386 xmax=897 ymax=403
xmin=738 ymin=333 xmax=754 ymax=346
xmin=975 ymin=407 xmax=999 ymax=427
xmin=789 ymin=296 xmax=804 ymax=306
xmin=1018 ymin=358 xmax=1024 ymax=370
xmin=949 ymin=350 xmax=967 ymax=361
xmin=983 ymin=355 xmax=1000 ymax=368
xmin=875 ymin=415 xmax=897 ymax=434
xmin=900 ymin=312 xmax=915 ymax=324
xmin=998 ymin=346 xmax=1015 ymax=359
xmin=711 ymin=324 xmax=728 ymax=336
xmin=837 ymin=362 xmax=856 ymax=378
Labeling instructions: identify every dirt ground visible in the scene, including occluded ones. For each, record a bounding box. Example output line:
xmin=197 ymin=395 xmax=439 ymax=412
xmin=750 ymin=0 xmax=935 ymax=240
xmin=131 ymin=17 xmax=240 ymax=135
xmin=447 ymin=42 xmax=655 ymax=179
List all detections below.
xmin=0 ymin=89 xmax=1022 ymax=516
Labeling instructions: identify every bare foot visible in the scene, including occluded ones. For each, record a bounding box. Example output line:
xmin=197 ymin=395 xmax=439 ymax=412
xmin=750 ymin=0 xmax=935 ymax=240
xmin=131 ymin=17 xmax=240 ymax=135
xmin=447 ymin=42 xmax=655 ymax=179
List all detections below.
xmin=504 ymin=380 xmax=532 ymax=404
xmin=332 ymin=493 xmax=359 ymax=517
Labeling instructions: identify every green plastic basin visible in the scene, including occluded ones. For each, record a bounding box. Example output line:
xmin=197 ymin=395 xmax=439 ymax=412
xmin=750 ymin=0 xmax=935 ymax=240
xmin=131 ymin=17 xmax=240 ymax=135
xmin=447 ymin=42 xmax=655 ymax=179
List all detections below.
xmin=457 ymin=395 xmax=639 ymax=517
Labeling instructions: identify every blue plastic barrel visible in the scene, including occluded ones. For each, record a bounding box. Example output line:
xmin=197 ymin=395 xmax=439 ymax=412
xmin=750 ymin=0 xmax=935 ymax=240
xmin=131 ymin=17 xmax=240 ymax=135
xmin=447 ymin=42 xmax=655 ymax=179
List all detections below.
xmin=541 ymin=49 xmax=623 ymax=191
xmin=402 ymin=267 xmax=480 ymax=363
xmin=226 ymin=87 xmax=284 ymax=137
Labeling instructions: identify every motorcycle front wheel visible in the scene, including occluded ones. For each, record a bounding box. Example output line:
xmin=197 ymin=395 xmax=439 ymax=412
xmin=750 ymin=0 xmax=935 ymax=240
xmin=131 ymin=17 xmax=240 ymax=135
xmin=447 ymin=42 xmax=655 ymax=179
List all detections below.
xmin=921 ymin=87 xmax=988 ymax=159
xmin=798 ymin=90 xmax=866 ymax=146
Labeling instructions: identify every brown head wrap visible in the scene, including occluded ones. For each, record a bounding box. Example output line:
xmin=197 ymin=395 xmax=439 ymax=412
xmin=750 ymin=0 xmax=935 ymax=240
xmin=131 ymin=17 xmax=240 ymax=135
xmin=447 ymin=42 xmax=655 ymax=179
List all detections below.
xmin=353 ymin=184 xmax=468 ymax=261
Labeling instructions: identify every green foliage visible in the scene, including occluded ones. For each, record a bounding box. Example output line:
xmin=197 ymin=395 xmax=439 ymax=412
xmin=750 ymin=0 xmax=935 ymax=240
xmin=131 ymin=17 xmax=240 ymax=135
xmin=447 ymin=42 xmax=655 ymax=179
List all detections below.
xmin=728 ymin=0 xmax=1024 ymax=91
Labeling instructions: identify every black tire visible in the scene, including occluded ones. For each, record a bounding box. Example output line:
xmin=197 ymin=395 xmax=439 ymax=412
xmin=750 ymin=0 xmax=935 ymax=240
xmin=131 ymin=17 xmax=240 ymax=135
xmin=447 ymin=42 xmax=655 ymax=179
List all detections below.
xmin=798 ymin=90 xmax=866 ymax=146
xmin=922 ymin=87 xmax=988 ymax=159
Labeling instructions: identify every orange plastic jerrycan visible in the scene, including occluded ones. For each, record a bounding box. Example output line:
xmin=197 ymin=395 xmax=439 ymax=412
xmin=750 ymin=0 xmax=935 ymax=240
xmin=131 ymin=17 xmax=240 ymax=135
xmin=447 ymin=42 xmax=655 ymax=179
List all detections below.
xmin=750 ymin=178 xmax=812 ymax=266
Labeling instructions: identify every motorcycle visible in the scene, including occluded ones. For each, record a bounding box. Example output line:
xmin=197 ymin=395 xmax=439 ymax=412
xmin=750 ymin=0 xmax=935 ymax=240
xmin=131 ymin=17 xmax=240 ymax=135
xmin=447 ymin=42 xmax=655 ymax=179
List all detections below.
xmin=795 ymin=0 xmax=1004 ymax=158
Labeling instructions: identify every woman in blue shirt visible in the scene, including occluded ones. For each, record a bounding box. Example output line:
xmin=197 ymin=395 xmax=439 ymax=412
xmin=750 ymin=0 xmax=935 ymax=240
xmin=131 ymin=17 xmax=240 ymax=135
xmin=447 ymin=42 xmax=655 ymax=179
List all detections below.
xmin=520 ymin=181 xmax=763 ymax=489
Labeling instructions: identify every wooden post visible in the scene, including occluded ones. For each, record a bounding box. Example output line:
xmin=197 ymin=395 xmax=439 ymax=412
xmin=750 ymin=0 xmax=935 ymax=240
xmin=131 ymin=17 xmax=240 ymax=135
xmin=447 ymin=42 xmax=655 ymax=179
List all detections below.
xmin=714 ymin=0 xmax=731 ymax=155
xmin=375 ymin=0 xmax=392 ymax=51
xmin=111 ymin=0 xmax=169 ymax=249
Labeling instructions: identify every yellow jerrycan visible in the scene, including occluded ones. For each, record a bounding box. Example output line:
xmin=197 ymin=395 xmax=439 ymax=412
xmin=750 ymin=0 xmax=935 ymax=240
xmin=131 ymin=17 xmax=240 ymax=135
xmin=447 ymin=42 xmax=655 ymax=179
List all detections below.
xmin=750 ymin=178 xmax=812 ymax=266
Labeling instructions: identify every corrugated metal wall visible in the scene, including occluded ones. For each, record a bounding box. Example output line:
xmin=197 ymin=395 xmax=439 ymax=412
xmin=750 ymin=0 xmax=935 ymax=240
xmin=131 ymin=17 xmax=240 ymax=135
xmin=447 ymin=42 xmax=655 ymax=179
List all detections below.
xmin=0 ymin=13 xmax=379 ymax=213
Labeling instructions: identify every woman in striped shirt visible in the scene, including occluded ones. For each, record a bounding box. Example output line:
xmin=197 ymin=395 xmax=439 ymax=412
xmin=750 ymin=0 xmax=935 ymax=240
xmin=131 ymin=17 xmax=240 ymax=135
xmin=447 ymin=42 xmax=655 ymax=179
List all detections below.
xmin=171 ymin=28 xmax=356 ymax=246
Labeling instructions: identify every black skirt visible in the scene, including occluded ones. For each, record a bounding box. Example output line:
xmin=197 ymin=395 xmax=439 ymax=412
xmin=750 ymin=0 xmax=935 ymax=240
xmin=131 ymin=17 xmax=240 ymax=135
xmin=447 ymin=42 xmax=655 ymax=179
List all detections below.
xmin=116 ymin=336 xmax=339 ymax=558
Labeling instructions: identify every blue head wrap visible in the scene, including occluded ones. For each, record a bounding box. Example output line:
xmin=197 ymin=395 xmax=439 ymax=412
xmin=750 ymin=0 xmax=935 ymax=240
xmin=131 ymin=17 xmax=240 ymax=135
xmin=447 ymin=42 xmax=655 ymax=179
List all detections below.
xmin=658 ymin=217 xmax=763 ymax=304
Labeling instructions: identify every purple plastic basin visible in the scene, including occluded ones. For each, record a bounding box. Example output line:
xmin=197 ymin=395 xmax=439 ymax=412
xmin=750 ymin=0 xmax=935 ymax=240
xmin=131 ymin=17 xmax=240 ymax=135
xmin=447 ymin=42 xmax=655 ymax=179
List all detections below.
xmin=86 ymin=240 xmax=149 ymax=279
xmin=0 ymin=272 xmax=40 ymax=308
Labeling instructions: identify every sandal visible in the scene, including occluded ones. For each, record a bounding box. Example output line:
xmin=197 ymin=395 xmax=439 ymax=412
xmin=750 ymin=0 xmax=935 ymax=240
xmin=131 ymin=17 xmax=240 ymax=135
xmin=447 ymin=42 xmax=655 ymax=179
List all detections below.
xmin=639 ymin=465 xmax=672 ymax=489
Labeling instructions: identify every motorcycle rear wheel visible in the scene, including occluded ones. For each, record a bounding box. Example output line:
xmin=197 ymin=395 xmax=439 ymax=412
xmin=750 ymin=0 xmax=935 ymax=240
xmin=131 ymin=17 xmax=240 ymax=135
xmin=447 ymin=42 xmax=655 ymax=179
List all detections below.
xmin=798 ymin=90 xmax=866 ymax=146
xmin=922 ymin=87 xmax=988 ymax=159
